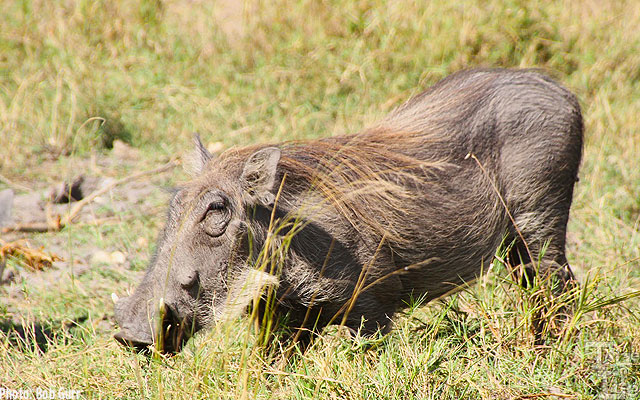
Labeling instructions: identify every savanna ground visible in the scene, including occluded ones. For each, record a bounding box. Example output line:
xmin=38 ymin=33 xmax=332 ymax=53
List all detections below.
xmin=1 ymin=0 xmax=639 ymax=398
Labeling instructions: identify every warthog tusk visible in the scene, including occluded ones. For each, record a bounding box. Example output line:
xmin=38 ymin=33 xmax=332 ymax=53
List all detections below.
xmin=111 ymin=292 xmax=120 ymax=304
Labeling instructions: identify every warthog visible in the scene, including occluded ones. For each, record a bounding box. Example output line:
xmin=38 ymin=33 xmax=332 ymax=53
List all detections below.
xmin=113 ymin=68 xmax=582 ymax=353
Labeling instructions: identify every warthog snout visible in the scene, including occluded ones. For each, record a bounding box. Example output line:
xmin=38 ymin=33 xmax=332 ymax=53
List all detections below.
xmin=113 ymin=328 xmax=152 ymax=353
xmin=113 ymin=293 xmax=192 ymax=354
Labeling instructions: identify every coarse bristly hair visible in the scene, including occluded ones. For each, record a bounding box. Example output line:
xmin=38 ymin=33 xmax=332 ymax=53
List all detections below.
xmin=213 ymin=68 xmax=583 ymax=269
xmin=213 ymin=74 xmax=504 ymax=251
xmin=213 ymin=129 xmax=451 ymax=255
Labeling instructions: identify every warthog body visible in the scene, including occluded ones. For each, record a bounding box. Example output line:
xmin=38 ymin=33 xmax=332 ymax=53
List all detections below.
xmin=114 ymin=69 xmax=582 ymax=352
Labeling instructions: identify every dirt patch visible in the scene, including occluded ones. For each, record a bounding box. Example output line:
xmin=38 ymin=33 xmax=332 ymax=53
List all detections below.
xmin=0 ymin=142 xmax=175 ymax=335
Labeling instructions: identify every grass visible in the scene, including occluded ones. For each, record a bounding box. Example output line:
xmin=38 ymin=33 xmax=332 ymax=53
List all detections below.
xmin=1 ymin=0 xmax=640 ymax=398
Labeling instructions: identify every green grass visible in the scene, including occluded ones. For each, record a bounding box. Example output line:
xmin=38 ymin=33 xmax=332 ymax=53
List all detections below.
xmin=1 ymin=0 xmax=640 ymax=398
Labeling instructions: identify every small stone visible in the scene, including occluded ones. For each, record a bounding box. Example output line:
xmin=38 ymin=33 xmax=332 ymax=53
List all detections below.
xmin=92 ymin=250 xmax=111 ymax=264
xmin=110 ymin=251 xmax=126 ymax=264
xmin=136 ymin=237 xmax=148 ymax=248
xmin=92 ymin=250 xmax=126 ymax=265
xmin=112 ymin=140 xmax=140 ymax=160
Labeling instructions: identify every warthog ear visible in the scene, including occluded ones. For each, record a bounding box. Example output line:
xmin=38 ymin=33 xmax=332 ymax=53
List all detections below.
xmin=185 ymin=133 xmax=213 ymax=176
xmin=240 ymin=147 xmax=281 ymax=206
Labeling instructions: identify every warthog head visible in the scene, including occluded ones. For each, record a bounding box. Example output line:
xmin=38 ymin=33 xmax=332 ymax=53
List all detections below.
xmin=113 ymin=136 xmax=280 ymax=353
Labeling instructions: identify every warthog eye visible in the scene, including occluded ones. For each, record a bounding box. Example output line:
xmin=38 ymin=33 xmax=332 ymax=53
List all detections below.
xmin=201 ymin=198 xmax=231 ymax=237
xmin=207 ymin=201 xmax=225 ymax=212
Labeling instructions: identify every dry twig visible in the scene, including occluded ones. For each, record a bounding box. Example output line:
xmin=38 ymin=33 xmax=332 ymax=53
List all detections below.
xmin=0 ymin=159 xmax=179 ymax=234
